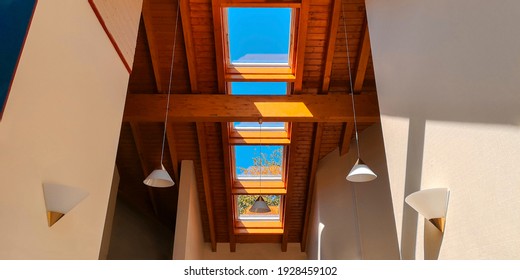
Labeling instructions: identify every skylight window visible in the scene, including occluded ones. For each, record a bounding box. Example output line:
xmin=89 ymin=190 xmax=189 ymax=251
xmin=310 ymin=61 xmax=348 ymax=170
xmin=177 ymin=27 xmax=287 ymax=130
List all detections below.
xmin=230 ymin=82 xmax=287 ymax=95
xmin=234 ymin=145 xmax=284 ymax=181
xmin=226 ymin=8 xmax=292 ymax=66
xmin=236 ymin=195 xmax=281 ymax=221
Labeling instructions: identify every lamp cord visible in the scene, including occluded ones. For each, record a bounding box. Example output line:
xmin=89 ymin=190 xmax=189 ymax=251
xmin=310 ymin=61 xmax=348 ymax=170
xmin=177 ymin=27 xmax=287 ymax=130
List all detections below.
xmin=341 ymin=2 xmax=361 ymax=160
xmin=160 ymin=2 xmax=181 ymax=165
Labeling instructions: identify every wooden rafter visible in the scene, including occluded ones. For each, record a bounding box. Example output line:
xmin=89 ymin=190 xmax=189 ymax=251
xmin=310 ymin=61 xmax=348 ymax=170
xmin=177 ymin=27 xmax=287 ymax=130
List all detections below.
xmin=123 ymin=93 xmax=380 ymax=123
xmin=339 ymin=121 xmax=355 ymax=156
xmin=321 ymin=0 xmax=342 ymax=94
xmin=196 ymin=123 xmax=217 ymax=252
xmin=129 ymin=122 xmax=159 ymax=216
xmin=166 ymin=124 xmax=180 ymax=184
xmin=142 ymin=0 xmax=163 ymax=93
xmin=353 ymin=17 xmax=371 ymax=93
xmin=220 ymin=122 xmax=237 ymax=252
xmin=293 ymin=0 xmax=310 ymax=93
xmin=180 ymin=0 xmax=199 ymax=93
xmin=300 ymin=123 xmax=323 ymax=252
xmin=212 ymin=0 xmax=226 ymax=93
xmin=281 ymin=123 xmax=300 ymax=252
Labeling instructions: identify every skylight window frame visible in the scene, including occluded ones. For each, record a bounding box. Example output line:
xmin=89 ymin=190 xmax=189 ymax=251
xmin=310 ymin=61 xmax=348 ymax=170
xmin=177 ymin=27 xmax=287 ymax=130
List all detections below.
xmin=221 ymin=3 xmax=301 ymax=81
xmin=228 ymin=122 xmax=291 ymax=145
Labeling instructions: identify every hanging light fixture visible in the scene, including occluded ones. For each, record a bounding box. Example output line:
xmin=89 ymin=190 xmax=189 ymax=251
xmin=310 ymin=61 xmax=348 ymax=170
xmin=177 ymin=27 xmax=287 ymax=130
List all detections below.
xmin=342 ymin=4 xmax=377 ymax=183
xmin=249 ymin=119 xmax=271 ymax=213
xmin=143 ymin=2 xmax=181 ymax=188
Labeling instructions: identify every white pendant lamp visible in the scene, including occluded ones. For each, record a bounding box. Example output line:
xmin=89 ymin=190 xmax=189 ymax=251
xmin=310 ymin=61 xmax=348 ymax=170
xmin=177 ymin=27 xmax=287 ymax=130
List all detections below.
xmin=249 ymin=119 xmax=271 ymax=213
xmin=342 ymin=4 xmax=377 ymax=183
xmin=143 ymin=2 xmax=181 ymax=188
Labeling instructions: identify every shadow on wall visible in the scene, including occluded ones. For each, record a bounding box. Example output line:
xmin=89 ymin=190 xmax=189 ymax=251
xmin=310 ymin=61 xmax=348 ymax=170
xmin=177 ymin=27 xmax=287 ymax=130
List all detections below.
xmin=107 ymin=197 xmax=173 ymax=260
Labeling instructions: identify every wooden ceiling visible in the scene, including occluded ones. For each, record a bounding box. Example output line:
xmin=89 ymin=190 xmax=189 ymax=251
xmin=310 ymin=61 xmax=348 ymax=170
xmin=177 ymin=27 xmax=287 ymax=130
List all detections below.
xmin=116 ymin=0 xmax=379 ymax=253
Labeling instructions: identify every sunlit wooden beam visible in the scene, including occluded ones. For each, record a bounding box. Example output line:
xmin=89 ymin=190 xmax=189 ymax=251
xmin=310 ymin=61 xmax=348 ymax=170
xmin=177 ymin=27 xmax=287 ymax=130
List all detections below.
xmin=321 ymin=0 xmax=342 ymax=93
xmin=196 ymin=123 xmax=217 ymax=252
xmin=123 ymin=93 xmax=380 ymax=123
xmin=353 ymin=17 xmax=371 ymax=93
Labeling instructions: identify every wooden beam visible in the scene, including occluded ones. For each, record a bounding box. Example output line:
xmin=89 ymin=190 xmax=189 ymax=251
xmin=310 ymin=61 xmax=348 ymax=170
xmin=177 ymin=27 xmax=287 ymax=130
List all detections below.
xmin=300 ymin=123 xmax=323 ymax=252
xmin=142 ymin=0 xmax=163 ymax=93
xmin=353 ymin=17 xmax=371 ymax=93
xmin=293 ymin=0 xmax=310 ymax=93
xmin=221 ymin=0 xmax=301 ymax=7
xmin=196 ymin=123 xmax=217 ymax=252
xmin=339 ymin=122 xmax=355 ymax=156
xmin=180 ymin=0 xmax=199 ymax=93
xmin=211 ymin=0 xmax=226 ymax=93
xmin=221 ymin=122 xmax=237 ymax=252
xmin=166 ymin=124 xmax=180 ymax=184
xmin=123 ymin=93 xmax=380 ymax=123
xmin=321 ymin=0 xmax=342 ymax=93
xmin=281 ymin=123 xmax=300 ymax=252
xmin=129 ymin=122 xmax=159 ymax=216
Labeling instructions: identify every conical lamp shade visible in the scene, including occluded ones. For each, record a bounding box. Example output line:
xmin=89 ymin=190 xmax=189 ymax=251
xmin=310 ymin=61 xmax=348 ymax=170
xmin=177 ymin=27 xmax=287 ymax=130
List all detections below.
xmin=249 ymin=196 xmax=271 ymax=213
xmin=144 ymin=166 xmax=175 ymax=188
xmin=346 ymin=159 xmax=377 ymax=182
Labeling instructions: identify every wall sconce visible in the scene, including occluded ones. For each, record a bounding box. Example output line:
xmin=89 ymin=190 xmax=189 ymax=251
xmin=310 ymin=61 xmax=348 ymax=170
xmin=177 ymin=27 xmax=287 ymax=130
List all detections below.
xmin=405 ymin=188 xmax=450 ymax=232
xmin=42 ymin=183 xmax=89 ymax=227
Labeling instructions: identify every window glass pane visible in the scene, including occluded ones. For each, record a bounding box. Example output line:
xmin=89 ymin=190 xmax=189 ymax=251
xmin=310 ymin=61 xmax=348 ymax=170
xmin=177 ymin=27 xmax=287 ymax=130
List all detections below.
xmin=234 ymin=145 xmax=283 ymax=180
xmin=227 ymin=8 xmax=291 ymax=64
xmin=234 ymin=122 xmax=285 ymax=130
xmin=237 ymin=195 xmax=281 ymax=221
xmin=231 ymin=82 xmax=287 ymax=95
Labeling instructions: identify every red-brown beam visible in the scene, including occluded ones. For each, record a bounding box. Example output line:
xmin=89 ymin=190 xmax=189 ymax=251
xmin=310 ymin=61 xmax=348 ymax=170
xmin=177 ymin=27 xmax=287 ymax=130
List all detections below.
xmin=353 ymin=17 xmax=371 ymax=93
xmin=196 ymin=123 xmax=217 ymax=252
xmin=321 ymin=0 xmax=342 ymax=93
xmin=180 ymin=0 xmax=199 ymax=93
xmin=300 ymin=123 xmax=323 ymax=252
xmin=293 ymin=0 xmax=310 ymax=93
xmin=221 ymin=122 xmax=237 ymax=252
xmin=142 ymin=0 xmax=164 ymax=93
xmin=281 ymin=123 xmax=300 ymax=252
xmin=339 ymin=121 xmax=355 ymax=156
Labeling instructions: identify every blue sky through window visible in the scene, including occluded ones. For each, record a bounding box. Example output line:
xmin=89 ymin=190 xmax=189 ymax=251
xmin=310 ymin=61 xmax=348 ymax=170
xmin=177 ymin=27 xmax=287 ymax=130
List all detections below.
xmin=234 ymin=145 xmax=283 ymax=178
xmin=231 ymin=82 xmax=287 ymax=95
xmin=227 ymin=8 xmax=291 ymax=64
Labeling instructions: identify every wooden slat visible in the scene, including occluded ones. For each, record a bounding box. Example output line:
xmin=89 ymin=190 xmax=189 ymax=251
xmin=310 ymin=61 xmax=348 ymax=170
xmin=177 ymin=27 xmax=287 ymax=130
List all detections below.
xmin=129 ymin=122 xmax=159 ymax=216
xmin=353 ymin=17 xmax=370 ymax=93
xmin=180 ymin=0 xmax=199 ymax=93
xmin=281 ymin=123 xmax=300 ymax=252
xmin=300 ymin=123 xmax=323 ymax=252
xmin=196 ymin=123 xmax=217 ymax=251
xmin=211 ymin=0 xmax=226 ymax=93
xmin=293 ymin=0 xmax=311 ymax=93
xmin=339 ymin=121 xmax=355 ymax=156
xmin=321 ymin=0 xmax=341 ymax=93
xmin=123 ymin=93 xmax=380 ymax=123
xmin=142 ymin=0 xmax=163 ymax=93
xmin=220 ymin=122 xmax=237 ymax=252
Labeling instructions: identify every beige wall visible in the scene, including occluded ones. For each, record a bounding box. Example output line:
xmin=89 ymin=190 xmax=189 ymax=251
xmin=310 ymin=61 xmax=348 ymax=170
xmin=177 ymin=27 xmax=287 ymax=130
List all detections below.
xmin=366 ymin=0 xmax=520 ymax=259
xmin=0 ymin=0 xmax=135 ymax=259
xmin=173 ymin=160 xmax=205 ymax=260
xmin=307 ymin=124 xmax=400 ymax=260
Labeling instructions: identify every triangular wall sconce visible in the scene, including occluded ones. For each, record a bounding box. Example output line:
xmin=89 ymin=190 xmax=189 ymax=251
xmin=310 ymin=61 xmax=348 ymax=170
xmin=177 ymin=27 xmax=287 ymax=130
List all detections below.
xmin=42 ymin=183 xmax=89 ymax=227
xmin=405 ymin=188 xmax=450 ymax=232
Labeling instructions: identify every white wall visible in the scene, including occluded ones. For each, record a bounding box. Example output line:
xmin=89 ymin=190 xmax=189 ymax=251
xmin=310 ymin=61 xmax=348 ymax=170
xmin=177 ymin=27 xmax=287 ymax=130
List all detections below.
xmin=307 ymin=124 xmax=400 ymax=260
xmin=0 ymin=0 xmax=135 ymax=259
xmin=366 ymin=0 xmax=520 ymax=259
xmin=203 ymin=243 xmax=306 ymax=260
xmin=173 ymin=160 xmax=205 ymax=260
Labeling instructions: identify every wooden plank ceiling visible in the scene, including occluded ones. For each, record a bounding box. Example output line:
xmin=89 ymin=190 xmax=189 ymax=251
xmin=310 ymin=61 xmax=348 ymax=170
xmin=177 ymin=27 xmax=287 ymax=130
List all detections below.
xmin=116 ymin=0 xmax=379 ymax=252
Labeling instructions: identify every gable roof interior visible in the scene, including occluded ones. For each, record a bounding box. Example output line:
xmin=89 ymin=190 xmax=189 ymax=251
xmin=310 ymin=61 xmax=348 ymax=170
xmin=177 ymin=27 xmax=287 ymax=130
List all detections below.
xmin=116 ymin=0 xmax=379 ymax=252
